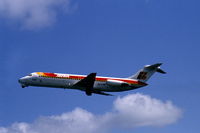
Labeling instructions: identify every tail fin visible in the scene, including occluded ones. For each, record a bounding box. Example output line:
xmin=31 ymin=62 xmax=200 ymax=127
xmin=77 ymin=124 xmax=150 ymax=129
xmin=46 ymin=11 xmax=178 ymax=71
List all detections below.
xmin=129 ymin=63 xmax=166 ymax=82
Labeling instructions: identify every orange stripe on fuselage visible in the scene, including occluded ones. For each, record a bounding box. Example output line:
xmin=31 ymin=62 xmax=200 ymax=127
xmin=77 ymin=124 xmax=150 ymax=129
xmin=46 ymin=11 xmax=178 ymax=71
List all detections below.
xmin=36 ymin=72 xmax=147 ymax=86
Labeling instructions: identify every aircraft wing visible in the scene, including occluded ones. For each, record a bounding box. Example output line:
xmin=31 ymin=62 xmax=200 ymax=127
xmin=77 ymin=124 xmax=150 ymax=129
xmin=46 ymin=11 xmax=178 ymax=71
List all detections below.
xmin=72 ymin=73 xmax=113 ymax=96
xmin=72 ymin=73 xmax=96 ymax=96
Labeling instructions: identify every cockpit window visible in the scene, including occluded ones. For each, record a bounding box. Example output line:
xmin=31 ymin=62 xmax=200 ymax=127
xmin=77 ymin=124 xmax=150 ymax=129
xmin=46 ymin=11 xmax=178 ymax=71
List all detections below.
xmin=28 ymin=74 xmax=32 ymax=76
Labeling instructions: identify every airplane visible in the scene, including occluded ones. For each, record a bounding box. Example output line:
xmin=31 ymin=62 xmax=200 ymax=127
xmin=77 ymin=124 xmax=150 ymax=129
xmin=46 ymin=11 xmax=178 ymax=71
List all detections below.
xmin=18 ymin=63 xmax=166 ymax=96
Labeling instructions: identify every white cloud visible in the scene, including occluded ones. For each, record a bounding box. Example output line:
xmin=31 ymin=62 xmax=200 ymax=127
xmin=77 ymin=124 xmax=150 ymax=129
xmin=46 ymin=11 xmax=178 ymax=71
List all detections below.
xmin=0 ymin=93 xmax=182 ymax=133
xmin=110 ymin=93 xmax=182 ymax=128
xmin=0 ymin=0 xmax=72 ymax=30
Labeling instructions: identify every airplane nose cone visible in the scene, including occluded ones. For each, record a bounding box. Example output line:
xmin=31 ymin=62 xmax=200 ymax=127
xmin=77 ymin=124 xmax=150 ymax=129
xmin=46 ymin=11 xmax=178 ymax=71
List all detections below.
xmin=18 ymin=77 xmax=26 ymax=83
xmin=18 ymin=77 xmax=28 ymax=88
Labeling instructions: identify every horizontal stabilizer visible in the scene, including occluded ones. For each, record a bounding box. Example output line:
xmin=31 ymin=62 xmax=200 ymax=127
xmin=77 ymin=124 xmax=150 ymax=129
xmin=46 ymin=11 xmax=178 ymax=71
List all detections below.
xmin=145 ymin=63 xmax=166 ymax=74
xmin=145 ymin=63 xmax=162 ymax=70
xmin=156 ymin=68 xmax=166 ymax=74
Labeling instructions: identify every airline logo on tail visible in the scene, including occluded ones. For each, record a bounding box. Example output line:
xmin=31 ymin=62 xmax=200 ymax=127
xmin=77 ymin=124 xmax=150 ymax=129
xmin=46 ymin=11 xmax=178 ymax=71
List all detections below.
xmin=137 ymin=72 xmax=148 ymax=80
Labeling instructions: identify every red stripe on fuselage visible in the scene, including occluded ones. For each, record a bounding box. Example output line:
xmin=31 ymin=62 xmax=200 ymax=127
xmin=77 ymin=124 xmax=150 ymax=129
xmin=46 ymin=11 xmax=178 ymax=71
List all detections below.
xmin=69 ymin=75 xmax=147 ymax=86
xmin=39 ymin=73 xmax=147 ymax=86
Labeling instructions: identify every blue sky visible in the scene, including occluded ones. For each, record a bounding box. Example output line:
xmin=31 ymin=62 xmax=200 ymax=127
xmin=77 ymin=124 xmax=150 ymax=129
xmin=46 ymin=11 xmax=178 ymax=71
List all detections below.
xmin=0 ymin=0 xmax=200 ymax=132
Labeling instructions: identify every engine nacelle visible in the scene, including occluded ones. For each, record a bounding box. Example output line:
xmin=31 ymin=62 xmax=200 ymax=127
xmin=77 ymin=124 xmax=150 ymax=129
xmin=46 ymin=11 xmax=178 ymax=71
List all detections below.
xmin=106 ymin=79 xmax=129 ymax=87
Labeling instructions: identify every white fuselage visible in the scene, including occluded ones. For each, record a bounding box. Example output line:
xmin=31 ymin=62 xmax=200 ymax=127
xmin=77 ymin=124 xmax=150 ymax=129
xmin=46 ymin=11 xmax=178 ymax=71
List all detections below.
xmin=18 ymin=72 xmax=147 ymax=92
